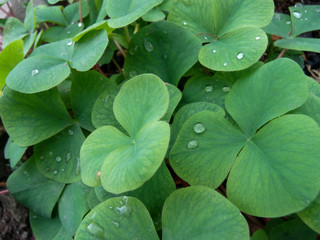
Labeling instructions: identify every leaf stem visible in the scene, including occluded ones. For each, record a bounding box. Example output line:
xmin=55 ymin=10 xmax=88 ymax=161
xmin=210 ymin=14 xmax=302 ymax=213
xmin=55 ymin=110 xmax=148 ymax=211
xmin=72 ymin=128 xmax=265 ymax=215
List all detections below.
xmin=112 ymin=57 xmax=123 ymax=73
xmin=6 ymin=2 xmax=15 ymax=17
xmin=124 ymin=26 xmax=130 ymax=44
xmin=0 ymin=182 xmax=6 ymax=187
xmin=113 ymin=40 xmax=126 ymax=58
xmin=0 ymin=6 xmax=11 ymax=17
xmin=0 ymin=190 xmax=9 ymax=195
xmin=277 ymin=48 xmax=287 ymax=58
xmin=78 ymin=0 xmax=83 ymax=23
xmin=93 ymin=64 xmax=106 ymax=76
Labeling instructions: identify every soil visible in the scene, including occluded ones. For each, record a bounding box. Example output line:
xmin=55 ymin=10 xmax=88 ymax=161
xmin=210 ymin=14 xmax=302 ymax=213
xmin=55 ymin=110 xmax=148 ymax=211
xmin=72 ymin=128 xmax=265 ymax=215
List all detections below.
xmin=0 ymin=1 xmax=320 ymax=240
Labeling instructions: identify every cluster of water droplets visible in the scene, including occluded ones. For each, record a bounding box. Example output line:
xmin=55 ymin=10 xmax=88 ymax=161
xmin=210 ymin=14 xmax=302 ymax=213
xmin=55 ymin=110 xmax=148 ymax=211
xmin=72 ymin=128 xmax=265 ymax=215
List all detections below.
xmin=186 ymin=122 xmax=207 ymax=150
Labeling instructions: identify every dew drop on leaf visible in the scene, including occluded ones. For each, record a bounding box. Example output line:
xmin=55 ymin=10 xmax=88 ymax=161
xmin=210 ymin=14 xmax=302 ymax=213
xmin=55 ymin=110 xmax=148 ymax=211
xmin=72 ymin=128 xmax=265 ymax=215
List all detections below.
xmin=31 ymin=69 xmax=39 ymax=76
xmin=40 ymin=156 xmax=44 ymax=160
xmin=193 ymin=123 xmax=206 ymax=134
xmin=75 ymin=157 xmax=80 ymax=176
xmin=56 ymin=156 xmax=62 ymax=162
xmin=53 ymin=169 xmax=58 ymax=175
xmin=213 ymin=49 xmax=217 ymax=53
xmin=61 ymin=168 xmax=64 ymax=172
xmin=316 ymin=8 xmax=320 ymax=12
xmin=66 ymin=152 xmax=72 ymax=162
xmin=67 ymin=31 xmax=71 ymax=34
xmin=222 ymin=86 xmax=231 ymax=92
xmin=223 ymin=62 xmax=228 ymax=67
xmin=129 ymin=71 xmax=137 ymax=78
xmin=187 ymin=140 xmax=199 ymax=149
xmin=112 ymin=221 xmax=120 ymax=228
xmin=286 ymin=21 xmax=291 ymax=24
xmin=295 ymin=3 xmax=303 ymax=7
xmin=236 ymin=52 xmax=244 ymax=60
xmin=255 ymin=36 xmax=261 ymax=40
xmin=87 ymin=222 xmax=104 ymax=238
xmin=49 ymin=152 xmax=53 ymax=155
xmin=293 ymin=10 xmax=302 ymax=19
xmin=68 ymin=129 xmax=74 ymax=136
xmin=183 ymin=21 xmax=187 ymax=25
xmin=67 ymin=40 xmax=73 ymax=46
xmin=204 ymin=85 xmax=213 ymax=92
xmin=143 ymin=39 xmax=154 ymax=52
xmin=78 ymin=22 xmax=83 ymax=27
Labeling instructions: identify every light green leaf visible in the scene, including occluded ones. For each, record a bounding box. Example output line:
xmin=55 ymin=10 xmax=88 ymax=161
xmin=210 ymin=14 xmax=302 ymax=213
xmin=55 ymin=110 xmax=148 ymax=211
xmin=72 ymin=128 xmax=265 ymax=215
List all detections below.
xmin=225 ymin=58 xmax=308 ymax=137
xmin=35 ymin=6 xmax=67 ymax=25
xmin=162 ymin=84 xmax=182 ymax=122
xmin=34 ymin=125 xmax=85 ymax=183
xmin=289 ymin=5 xmax=320 ymax=37
xmin=70 ymin=71 xmax=112 ymax=131
xmin=72 ymin=20 xmax=113 ymax=41
xmin=70 ymin=29 xmax=109 ymax=71
xmin=113 ymin=74 xmax=169 ymax=136
xmin=80 ymin=126 xmax=131 ymax=187
xmin=58 ymin=182 xmax=91 ymax=236
xmin=4 ymin=137 xmax=27 ymax=168
xmin=0 ymin=39 xmax=23 ymax=90
xmin=162 ymin=186 xmax=250 ymax=240
xmin=227 ymin=114 xmax=320 ymax=217
xmin=124 ymin=21 xmax=201 ymax=86
xmin=101 ymin=121 xmax=170 ymax=194
xmin=63 ymin=0 xmax=89 ymax=24
xmin=24 ymin=0 xmax=36 ymax=32
xmin=30 ymin=210 xmax=73 ymax=240
xmin=7 ymin=158 xmax=65 ymax=218
xmin=199 ymin=28 xmax=268 ymax=71
xmin=0 ymin=87 xmax=74 ymax=146
xmin=75 ymin=197 xmax=159 ymax=240
xmin=298 ymin=193 xmax=320 ymax=234
xmin=142 ymin=8 xmax=166 ymax=22
xmin=106 ymin=0 xmax=163 ymax=28
xmin=3 ymin=17 xmax=28 ymax=48
xmin=263 ymin=13 xmax=292 ymax=38
xmin=274 ymin=38 xmax=320 ymax=53
xmin=23 ymin=30 xmax=37 ymax=55
xmin=6 ymin=56 xmax=71 ymax=93
xmin=170 ymin=111 xmax=246 ymax=188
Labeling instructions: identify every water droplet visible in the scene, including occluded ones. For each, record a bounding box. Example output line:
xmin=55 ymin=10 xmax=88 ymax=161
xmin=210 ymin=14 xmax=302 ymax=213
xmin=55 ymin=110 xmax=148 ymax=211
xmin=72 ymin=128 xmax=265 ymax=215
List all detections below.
xmin=68 ymin=129 xmax=74 ymax=135
xmin=75 ymin=157 xmax=80 ymax=176
xmin=78 ymin=22 xmax=83 ymax=27
xmin=213 ymin=49 xmax=217 ymax=53
xmin=256 ymin=36 xmax=261 ymax=40
xmin=66 ymin=152 xmax=72 ymax=162
xmin=204 ymin=85 xmax=213 ymax=92
xmin=112 ymin=221 xmax=120 ymax=228
xmin=183 ymin=21 xmax=187 ymax=25
xmin=286 ymin=21 xmax=291 ymax=24
xmin=67 ymin=40 xmax=73 ymax=46
xmin=193 ymin=123 xmax=206 ymax=134
xmin=222 ymin=86 xmax=230 ymax=92
xmin=61 ymin=168 xmax=65 ymax=172
xmin=53 ymin=170 xmax=58 ymax=175
xmin=49 ymin=152 xmax=53 ymax=155
xmin=119 ymin=201 xmax=124 ymax=206
xmin=108 ymin=206 xmax=113 ymax=210
xmin=164 ymin=54 xmax=167 ymax=59
xmin=40 ymin=156 xmax=44 ymax=160
xmin=304 ymin=10 xmax=308 ymax=13
xmin=67 ymin=31 xmax=71 ymax=34
xmin=295 ymin=3 xmax=303 ymax=7
xmin=143 ymin=39 xmax=154 ymax=52
xmin=236 ymin=52 xmax=244 ymax=60
xmin=316 ymin=8 xmax=320 ymax=12
xmin=129 ymin=70 xmax=137 ymax=78
xmin=223 ymin=62 xmax=228 ymax=67
xmin=293 ymin=10 xmax=302 ymax=19
xmin=87 ymin=222 xmax=104 ymax=238
xmin=187 ymin=140 xmax=199 ymax=149
xmin=31 ymin=69 xmax=39 ymax=76
xmin=116 ymin=205 xmax=132 ymax=217
xmin=56 ymin=156 xmax=62 ymax=162
xmin=304 ymin=17 xmax=308 ymax=20
xmin=204 ymin=36 xmax=208 ymax=40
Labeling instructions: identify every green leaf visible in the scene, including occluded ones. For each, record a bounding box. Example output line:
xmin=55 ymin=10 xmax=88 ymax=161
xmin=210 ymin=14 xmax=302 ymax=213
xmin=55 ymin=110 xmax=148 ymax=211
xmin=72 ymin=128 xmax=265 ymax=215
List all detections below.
xmin=87 ymin=188 xmax=101 ymax=209
xmin=124 ymin=21 xmax=201 ymax=86
xmin=289 ymin=5 xmax=320 ymax=37
xmin=24 ymin=0 xmax=36 ymax=32
xmin=227 ymin=114 xmax=320 ymax=217
xmin=251 ymin=230 xmax=269 ymax=240
xmin=274 ymin=38 xmax=320 ymax=53
xmin=42 ymin=24 xmax=84 ymax=42
xmin=198 ymin=28 xmax=268 ymax=71
xmin=161 ymin=84 xmax=182 ymax=122
xmin=7 ymin=158 xmax=65 ymax=218
xmin=6 ymin=56 xmax=71 ymax=93
xmin=113 ymin=74 xmax=169 ymax=136
xmin=30 ymin=210 xmax=73 ymax=240
xmin=95 ymin=162 xmax=175 ymax=230
xmin=96 ymin=0 xmax=108 ymax=22
xmin=63 ymin=0 xmax=89 ymax=25
xmin=225 ymin=58 xmax=308 ymax=137
xmin=0 ymin=87 xmax=74 ymax=146
xmin=263 ymin=13 xmax=292 ymax=38
xmin=4 ymin=137 xmax=27 ymax=168
xmin=298 ymin=193 xmax=320 ymax=234
xmin=70 ymin=71 xmax=112 ymax=131
xmin=0 ymin=39 xmax=23 ymax=90
xmin=23 ymin=30 xmax=37 ymax=55
xmin=268 ymin=217 xmax=318 ymax=240
xmin=75 ymin=197 xmax=159 ymax=240
xmin=80 ymin=126 xmax=131 ymax=187
xmin=106 ymin=0 xmax=163 ymax=28
xmin=72 ymin=20 xmax=113 ymax=41
xmin=70 ymin=29 xmax=109 ymax=71
xmin=91 ymin=85 xmax=121 ymax=129
xmin=142 ymin=8 xmax=166 ymax=22
xmin=162 ymin=186 xmax=250 ymax=240
xmin=34 ymin=125 xmax=85 ymax=183
xmin=170 ymin=111 xmax=246 ymax=188
xmin=3 ymin=17 xmax=28 ymax=48
xmin=35 ymin=6 xmax=67 ymax=25
xmin=58 ymin=182 xmax=91 ymax=236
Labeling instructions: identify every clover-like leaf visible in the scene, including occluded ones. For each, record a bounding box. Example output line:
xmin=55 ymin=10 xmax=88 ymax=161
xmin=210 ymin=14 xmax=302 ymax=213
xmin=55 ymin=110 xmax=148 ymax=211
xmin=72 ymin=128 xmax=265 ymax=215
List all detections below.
xmin=106 ymin=0 xmax=163 ymax=28
xmin=7 ymin=158 xmax=65 ymax=218
xmin=2 ymin=17 xmax=28 ymax=48
xmin=161 ymin=84 xmax=182 ymax=122
xmin=75 ymin=197 xmax=159 ymax=240
xmin=124 ymin=21 xmax=201 ymax=86
xmin=58 ymin=182 xmax=91 ymax=236
xmin=167 ymin=0 xmax=274 ymax=71
xmin=226 ymin=58 xmax=308 ymax=137
xmin=274 ymin=38 xmax=320 ymax=53
xmin=0 ymin=87 xmax=74 ymax=146
xmin=298 ymin=194 xmax=320 ymax=234
xmin=35 ymin=6 xmax=67 ymax=25
xmin=162 ymin=186 xmax=250 ymax=240
xmin=34 ymin=125 xmax=85 ymax=183
xmin=4 ymin=138 xmax=27 ymax=168
xmin=24 ymin=0 xmax=36 ymax=32
xmin=0 ymin=39 xmax=23 ymax=90
xmin=263 ymin=13 xmax=292 ymax=38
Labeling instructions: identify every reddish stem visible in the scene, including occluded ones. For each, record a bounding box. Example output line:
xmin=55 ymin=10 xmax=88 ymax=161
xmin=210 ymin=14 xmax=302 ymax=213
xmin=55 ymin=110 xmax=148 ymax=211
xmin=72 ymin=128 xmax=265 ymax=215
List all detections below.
xmin=0 ymin=190 xmax=9 ymax=195
xmin=277 ymin=48 xmax=287 ymax=58
xmin=94 ymin=64 xmax=106 ymax=76
xmin=6 ymin=2 xmax=15 ymax=17
xmin=0 ymin=6 xmax=10 ymax=17
xmin=79 ymin=0 xmax=83 ymax=23
xmin=0 ymin=182 xmax=6 ymax=187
